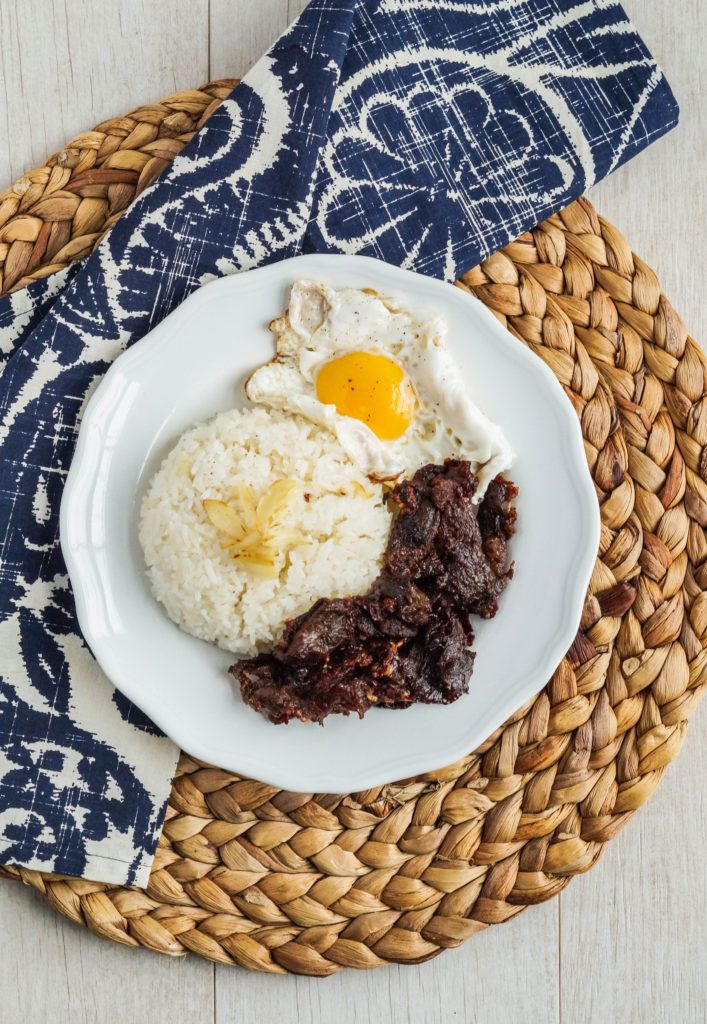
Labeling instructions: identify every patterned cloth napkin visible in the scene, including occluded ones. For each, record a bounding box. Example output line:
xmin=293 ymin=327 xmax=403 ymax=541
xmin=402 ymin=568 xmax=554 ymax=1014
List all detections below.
xmin=0 ymin=0 xmax=678 ymax=885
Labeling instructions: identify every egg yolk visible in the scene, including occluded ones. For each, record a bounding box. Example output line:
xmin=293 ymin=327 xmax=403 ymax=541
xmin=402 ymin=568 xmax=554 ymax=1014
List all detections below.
xmin=316 ymin=351 xmax=416 ymax=441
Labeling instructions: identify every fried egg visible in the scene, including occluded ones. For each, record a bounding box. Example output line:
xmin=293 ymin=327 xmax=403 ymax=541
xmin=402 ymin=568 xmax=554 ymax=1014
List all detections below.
xmin=245 ymin=281 xmax=513 ymax=497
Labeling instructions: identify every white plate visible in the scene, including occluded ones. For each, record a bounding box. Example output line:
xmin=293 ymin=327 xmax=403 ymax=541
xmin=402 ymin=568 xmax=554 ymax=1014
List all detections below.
xmin=61 ymin=254 xmax=599 ymax=792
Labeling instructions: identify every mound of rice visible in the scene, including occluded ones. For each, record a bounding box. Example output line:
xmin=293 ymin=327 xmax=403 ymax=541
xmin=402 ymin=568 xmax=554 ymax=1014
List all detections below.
xmin=139 ymin=406 xmax=391 ymax=655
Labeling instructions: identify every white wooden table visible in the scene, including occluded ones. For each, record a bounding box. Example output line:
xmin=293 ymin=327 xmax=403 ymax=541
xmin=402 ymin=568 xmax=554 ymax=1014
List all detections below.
xmin=0 ymin=3 xmax=705 ymax=1022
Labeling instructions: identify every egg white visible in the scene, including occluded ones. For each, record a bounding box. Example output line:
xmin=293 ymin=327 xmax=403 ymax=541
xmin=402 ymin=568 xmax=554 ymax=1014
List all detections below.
xmin=245 ymin=281 xmax=513 ymax=497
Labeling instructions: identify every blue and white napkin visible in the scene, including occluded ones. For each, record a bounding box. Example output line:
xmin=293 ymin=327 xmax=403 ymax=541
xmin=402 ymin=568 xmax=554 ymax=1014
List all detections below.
xmin=0 ymin=0 xmax=678 ymax=885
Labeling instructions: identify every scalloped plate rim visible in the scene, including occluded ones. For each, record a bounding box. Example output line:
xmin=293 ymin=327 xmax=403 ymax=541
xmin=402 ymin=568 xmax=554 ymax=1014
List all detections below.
xmin=61 ymin=254 xmax=600 ymax=792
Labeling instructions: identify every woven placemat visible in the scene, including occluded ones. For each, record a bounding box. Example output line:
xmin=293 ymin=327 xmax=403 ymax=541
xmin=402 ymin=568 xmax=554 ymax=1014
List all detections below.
xmin=0 ymin=80 xmax=705 ymax=976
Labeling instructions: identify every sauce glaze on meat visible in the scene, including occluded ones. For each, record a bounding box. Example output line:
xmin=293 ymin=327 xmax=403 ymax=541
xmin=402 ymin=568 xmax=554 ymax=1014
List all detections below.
xmin=230 ymin=461 xmax=517 ymax=724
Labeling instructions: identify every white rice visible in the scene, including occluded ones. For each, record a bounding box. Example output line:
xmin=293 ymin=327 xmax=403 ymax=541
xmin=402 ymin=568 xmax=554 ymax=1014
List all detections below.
xmin=139 ymin=406 xmax=391 ymax=655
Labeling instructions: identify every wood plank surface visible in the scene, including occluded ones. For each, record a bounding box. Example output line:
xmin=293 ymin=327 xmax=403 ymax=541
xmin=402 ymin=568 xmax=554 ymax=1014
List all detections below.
xmin=0 ymin=0 xmax=209 ymax=185
xmin=210 ymin=0 xmax=289 ymax=79
xmin=214 ymin=902 xmax=559 ymax=1024
xmin=0 ymin=879 xmax=214 ymax=1024
xmin=0 ymin=2 xmax=704 ymax=1022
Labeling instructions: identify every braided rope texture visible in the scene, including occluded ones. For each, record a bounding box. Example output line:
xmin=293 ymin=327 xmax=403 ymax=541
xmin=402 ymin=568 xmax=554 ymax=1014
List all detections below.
xmin=0 ymin=82 xmax=705 ymax=975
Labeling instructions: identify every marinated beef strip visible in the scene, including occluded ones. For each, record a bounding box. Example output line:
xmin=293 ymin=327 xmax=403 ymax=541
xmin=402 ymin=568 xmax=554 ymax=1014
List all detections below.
xmin=230 ymin=460 xmax=518 ymax=724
